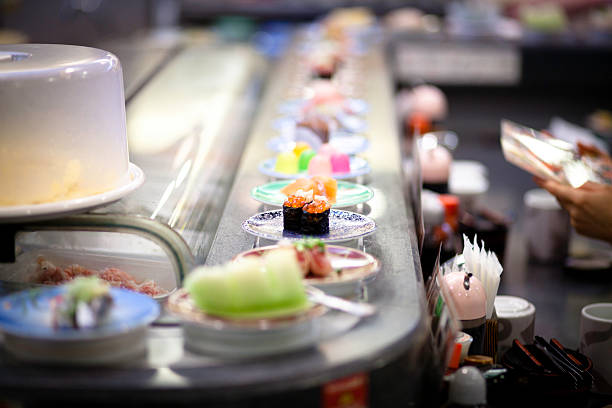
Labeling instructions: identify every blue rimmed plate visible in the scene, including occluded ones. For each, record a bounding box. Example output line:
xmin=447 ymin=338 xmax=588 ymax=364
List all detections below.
xmin=0 ymin=286 xmax=159 ymax=364
xmin=241 ymin=209 xmax=376 ymax=243
xmin=0 ymin=286 xmax=159 ymax=340
xmin=258 ymin=156 xmax=371 ymax=180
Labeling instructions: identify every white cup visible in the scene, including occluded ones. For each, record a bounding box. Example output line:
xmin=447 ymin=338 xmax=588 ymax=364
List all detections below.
xmin=579 ymin=303 xmax=612 ymax=386
xmin=455 ymin=331 xmax=473 ymax=363
xmin=523 ymin=189 xmax=570 ymax=264
xmin=495 ymin=295 xmax=536 ymax=357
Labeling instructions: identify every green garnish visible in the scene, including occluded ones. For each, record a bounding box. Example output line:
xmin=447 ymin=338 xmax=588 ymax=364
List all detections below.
xmin=66 ymin=277 xmax=110 ymax=303
xmin=292 ymin=238 xmax=326 ymax=252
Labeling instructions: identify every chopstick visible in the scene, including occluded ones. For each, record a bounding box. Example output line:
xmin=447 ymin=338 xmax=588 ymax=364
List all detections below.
xmin=533 ymin=337 xmax=583 ymax=389
xmin=513 ymin=339 xmax=545 ymax=369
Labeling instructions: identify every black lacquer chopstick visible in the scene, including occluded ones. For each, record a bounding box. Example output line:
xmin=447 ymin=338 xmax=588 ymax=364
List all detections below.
xmin=548 ymin=337 xmax=594 ymax=386
xmin=533 ymin=336 xmax=583 ymax=388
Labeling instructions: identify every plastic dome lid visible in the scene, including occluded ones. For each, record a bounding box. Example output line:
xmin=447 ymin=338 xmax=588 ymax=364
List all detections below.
xmin=443 ymin=272 xmax=486 ymax=320
xmin=449 ymin=366 xmax=487 ymax=405
xmin=495 ymin=295 xmax=535 ymax=319
xmin=0 ymin=44 xmax=119 ymax=79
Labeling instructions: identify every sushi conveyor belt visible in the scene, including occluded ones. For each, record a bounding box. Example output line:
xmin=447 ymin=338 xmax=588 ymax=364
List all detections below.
xmin=0 ymin=40 xmax=430 ymax=406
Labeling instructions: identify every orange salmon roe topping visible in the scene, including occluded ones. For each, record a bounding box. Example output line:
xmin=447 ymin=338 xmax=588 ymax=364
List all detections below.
xmin=304 ymin=199 xmax=331 ymax=213
xmin=284 ymin=195 xmax=309 ymax=208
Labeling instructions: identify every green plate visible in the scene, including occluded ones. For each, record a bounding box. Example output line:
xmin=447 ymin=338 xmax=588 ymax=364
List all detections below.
xmin=251 ymin=180 xmax=374 ymax=208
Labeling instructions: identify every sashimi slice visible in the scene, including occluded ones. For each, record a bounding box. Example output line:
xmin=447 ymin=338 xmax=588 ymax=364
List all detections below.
xmin=281 ymin=178 xmax=314 ymax=196
xmin=311 ymin=176 xmax=337 ymax=204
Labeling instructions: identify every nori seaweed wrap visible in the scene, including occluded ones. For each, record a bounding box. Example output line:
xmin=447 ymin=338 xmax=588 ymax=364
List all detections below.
xmin=301 ymin=198 xmax=331 ymax=235
xmin=283 ymin=195 xmax=311 ymax=232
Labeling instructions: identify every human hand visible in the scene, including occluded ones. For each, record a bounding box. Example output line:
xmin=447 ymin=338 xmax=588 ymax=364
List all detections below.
xmin=534 ymin=177 xmax=612 ymax=244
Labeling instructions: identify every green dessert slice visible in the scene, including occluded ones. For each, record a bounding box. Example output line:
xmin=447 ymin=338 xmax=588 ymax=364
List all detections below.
xmin=184 ymin=250 xmax=310 ymax=319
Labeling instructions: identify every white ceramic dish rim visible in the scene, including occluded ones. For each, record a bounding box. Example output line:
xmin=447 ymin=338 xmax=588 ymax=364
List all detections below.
xmin=0 ymin=162 xmax=144 ymax=222
xmin=167 ymin=289 xmax=328 ymax=333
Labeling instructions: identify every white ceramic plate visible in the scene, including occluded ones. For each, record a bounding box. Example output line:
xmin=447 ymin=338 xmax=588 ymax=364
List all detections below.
xmin=258 ymin=156 xmax=371 ymax=180
xmin=0 ymin=163 xmax=145 ymax=223
xmin=242 ymin=209 xmax=376 ymax=243
xmin=168 ymin=289 xmax=326 ymax=358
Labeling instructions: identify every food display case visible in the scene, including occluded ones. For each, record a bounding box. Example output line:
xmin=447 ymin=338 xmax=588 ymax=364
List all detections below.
xmin=0 ymin=28 xmax=435 ymax=407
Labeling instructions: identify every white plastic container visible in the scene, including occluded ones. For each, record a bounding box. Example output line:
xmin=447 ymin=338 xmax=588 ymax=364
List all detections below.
xmin=0 ymin=44 xmax=129 ymax=206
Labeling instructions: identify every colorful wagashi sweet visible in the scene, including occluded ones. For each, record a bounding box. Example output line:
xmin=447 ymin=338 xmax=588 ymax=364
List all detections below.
xmin=330 ymin=153 xmax=350 ymax=173
xmin=275 ymin=151 xmax=299 ymax=174
xmin=307 ymin=154 xmax=333 ymax=177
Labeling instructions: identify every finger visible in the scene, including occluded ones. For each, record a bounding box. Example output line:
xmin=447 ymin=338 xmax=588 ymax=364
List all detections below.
xmin=555 ymin=197 xmax=572 ymax=211
xmin=538 ymin=179 xmax=577 ymax=203
xmin=578 ymin=181 xmax=603 ymax=192
xmin=533 ymin=176 xmax=546 ymax=186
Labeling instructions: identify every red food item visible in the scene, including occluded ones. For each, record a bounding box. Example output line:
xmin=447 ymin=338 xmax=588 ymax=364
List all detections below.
xmin=284 ymin=194 xmax=310 ymax=208
xmin=293 ymin=247 xmax=312 ymax=277
xmin=32 ymin=256 xmax=167 ymax=297
xmin=303 ymin=198 xmax=331 ymax=214
xmin=308 ymin=244 xmax=333 ymax=277
xmin=290 ymin=239 xmax=335 ymax=278
xmin=297 ymin=113 xmax=332 ymax=143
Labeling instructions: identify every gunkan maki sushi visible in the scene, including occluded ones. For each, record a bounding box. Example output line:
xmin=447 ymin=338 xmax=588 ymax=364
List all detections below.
xmin=301 ymin=196 xmax=331 ymax=235
xmin=283 ymin=193 xmax=312 ymax=232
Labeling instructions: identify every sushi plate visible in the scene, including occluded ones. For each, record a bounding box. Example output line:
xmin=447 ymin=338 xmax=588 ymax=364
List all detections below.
xmin=277 ymin=98 xmax=369 ymax=116
xmin=272 ymin=115 xmax=368 ymax=135
xmin=168 ymin=289 xmax=349 ymax=359
xmin=266 ymin=132 xmax=370 ymax=155
xmin=250 ymin=180 xmax=374 ymax=208
xmin=234 ymin=245 xmax=380 ymax=298
xmin=241 ymin=209 xmax=376 ymax=243
xmin=336 ymin=112 xmax=368 ymax=134
xmin=0 ymin=286 xmax=159 ymax=364
xmin=258 ymin=156 xmax=371 ymax=180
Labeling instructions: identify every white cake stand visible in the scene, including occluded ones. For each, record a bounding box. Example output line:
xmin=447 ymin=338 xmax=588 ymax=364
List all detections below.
xmin=0 ymin=163 xmax=144 ymax=223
